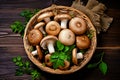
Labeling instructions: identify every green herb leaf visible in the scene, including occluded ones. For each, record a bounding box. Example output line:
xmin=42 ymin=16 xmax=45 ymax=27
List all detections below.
xmin=99 ymin=61 xmax=108 ymax=75
xmin=31 ymin=70 xmax=41 ymax=80
xmin=63 ymin=46 xmax=70 ymax=52
xmin=10 ymin=21 xmax=25 ymax=37
xmin=87 ymin=63 xmax=98 ymax=68
xmin=20 ymin=9 xmax=39 ymax=22
xmin=56 ymin=40 xmax=64 ymax=51
xmin=12 ymin=56 xmax=41 ymax=80
xmin=50 ymin=52 xmax=68 ymax=69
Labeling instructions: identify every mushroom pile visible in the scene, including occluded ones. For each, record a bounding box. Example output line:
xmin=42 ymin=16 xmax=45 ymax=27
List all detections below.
xmin=24 ymin=6 xmax=96 ymax=74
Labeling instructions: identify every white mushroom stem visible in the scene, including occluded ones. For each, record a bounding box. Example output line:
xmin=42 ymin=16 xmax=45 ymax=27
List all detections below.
xmin=31 ymin=50 xmax=37 ymax=56
xmin=47 ymin=42 xmax=55 ymax=54
xmin=44 ymin=17 xmax=51 ymax=23
xmin=76 ymin=52 xmax=83 ymax=59
xmin=39 ymin=27 xmax=46 ymax=35
xmin=61 ymin=19 xmax=68 ymax=29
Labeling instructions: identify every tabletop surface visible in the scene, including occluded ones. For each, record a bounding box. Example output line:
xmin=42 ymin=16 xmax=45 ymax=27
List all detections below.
xmin=0 ymin=0 xmax=120 ymax=80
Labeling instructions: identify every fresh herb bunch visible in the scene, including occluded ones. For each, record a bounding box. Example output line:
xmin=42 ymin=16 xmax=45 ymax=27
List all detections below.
xmin=12 ymin=56 xmax=41 ymax=80
xmin=50 ymin=40 xmax=75 ymax=69
xmin=20 ymin=9 xmax=39 ymax=22
xmin=10 ymin=21 xmax=25 ymax=37
xmin=87 ymin=52 xmax=108 ymax=75
xmin=10 ymin=9 xmax=39 ymax=37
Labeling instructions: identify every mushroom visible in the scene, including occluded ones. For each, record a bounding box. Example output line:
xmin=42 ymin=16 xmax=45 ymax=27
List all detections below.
xmin=69 ymin=17 xmax=87 ymax=35
xmin=37 ymin=12 xmax=54 ymax=23
xmin=27 ymin=29 xmax=43 ymax=46
xmin=54 ymin=14 xmax=71 ymax=29
xmin=76 ymin=35 xmax=90 ymax=49
xmin=40 ymin=35 xmax=58 ymax=54
xmin=58 ymin=60 xmax=70 ymax=70
xmin=58 ymin=29 xmax=75 ymax=46
xmin=45 ymin=21 xmax=61 ymax=36
xmin=72 ymin=48 xmax=84 ymax=65
xmin=31 ymin=45 xmax=43 ymax=60
xmin=45 ymin=54 xmax=52 ymax=67
xmin=34 ymin=22 xmax=46 ymax=35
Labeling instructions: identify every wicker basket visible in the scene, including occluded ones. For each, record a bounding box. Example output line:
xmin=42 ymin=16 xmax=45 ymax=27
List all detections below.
xmin=23 ymin=5 xmax=97 ymax=74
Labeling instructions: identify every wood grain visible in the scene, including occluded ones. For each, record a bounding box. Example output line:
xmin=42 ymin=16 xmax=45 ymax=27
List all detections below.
xmin=0 ymin=0 xmax=120 ymax=80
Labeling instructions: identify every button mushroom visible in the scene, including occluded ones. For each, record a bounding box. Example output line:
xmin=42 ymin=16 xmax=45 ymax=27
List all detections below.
xmin=45 ymin=54 xmax=52 ymax=67
xmin=76 ymin=35 xmax=91 ymax=49
xmin=54 ymin=14 xmax=71 ymax=29
xmin=34 ymin=22 xmax=46 ymax=35
xmin=72 ymin=48 xmax=84 ymax=65
xmin=37 ymin=12 xmax=54 ymax=23
xmin=45 ymin=21 xmax=61 ymax=36
xmin=58 ymin=60 xmax=70 ymax=70
xmin=27 ymin=29 xmax=43 ymax=46
xmin=58 ymin=29 xmax=75 ymax=46
xmin=31 ymin=45 xmax=43 ymax=60
xmin=69 ymin=17 xmax=87 ymax=35
xmin=40 ymin=35 xmax=58 ymax=54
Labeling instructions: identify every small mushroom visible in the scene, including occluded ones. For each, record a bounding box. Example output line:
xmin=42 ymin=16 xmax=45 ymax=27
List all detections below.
xmin=34 ymin=22 xmax=46 ymax=35
xmin=31 ymin=45 xmax=43 ymax=60
xmin=76 ymin=35 xmax=90 ymax=49
xmin=45 ymin=54 xmax=52 ymax=67
xmin=54 ymin=14 xmax=71 ymax=29
xmin=27 ymin=29 xmax=43 ymax=46
xmin=59 ymin=60 xmax=70 ymax=70
xmin=72 ymin=48 xmax=84 ymax=65
xmin=37 ymin=12 xmax=54 ymax=23
xmin=45 ymin=21 xmax=61 ymax=36
xmin=40 ymin=35 xmax=58 ymax=54
xmin=58 ymin=29 xmax=75 ymax=46
xmin=69 ymin=17 xmax=87 ymax=35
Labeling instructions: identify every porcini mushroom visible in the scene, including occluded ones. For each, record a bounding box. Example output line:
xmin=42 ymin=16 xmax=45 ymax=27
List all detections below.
xmin=37 ymin=12 xmax=54 ymax=23
xmin=72 ymin=48 xmax=84 ymax=65
xmin=45 ymin=21 xmax=61 ymax=36
xmin=31 ymin=45 xmax=43 ymax=60
xmin=54 ymin=14 xmax=71 ymax=29
xmin=45 ymin=54 xmax=52 ymax=67
xmin=69 ymin=17 xmax=87 ymax=35
xmin=59 ymin=60 xmax=70 ymax=70
xmin=34 ymin=22 xmax=46 ymax=35
xmin=76 ymin=35 xmax=90 ymax=49
xmin=40 ymin=35 xmax=58 ymax=54
xmin=27 ymin=29 xmax=43 ymax=46
xmin=58 ymin=29 xmax=75 ymax=46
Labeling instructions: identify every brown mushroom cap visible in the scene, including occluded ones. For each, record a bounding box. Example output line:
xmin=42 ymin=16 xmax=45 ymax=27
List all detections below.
xmin=54 ymin=14 xmax=71 ymax=29
xmin=36 ymin=45 xmax=43 ymax=60
xmin=34 ymin=22 xmax=46 ymax=34
xmin=76 ymin=35 xmax=91 ymax=49
xmin=69 ymin=17 xmax=87 ymax=35
xmin=27 ymin=29 xmax=43 ymax=46
xmin=72 ymin=48 xmax=83 ymax=65
xmin=37 ymin=12 xmax=54 ymax=23
xmin=34 ymin=22 xmax=45 ymax=29
xmin=58 ymin=29 xmax=75 ymax=46
xmin=45 ymin=54 xmax=52 ymax=67
xmin=72 ymin=48 xmax=78 ymax=65
xmin=59 ymin=60 xmax=70 ymax=70
xmin=45 ymin=21 xmax=61 ymax=36
xmin=40 ymin=35 xmax=58 ymax=53
xmin=54 ymin=14 xmax=71 ymax=21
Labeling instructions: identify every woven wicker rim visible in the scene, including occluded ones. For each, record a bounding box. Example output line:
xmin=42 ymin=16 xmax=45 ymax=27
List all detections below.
xmin=23 ymin=5 xmax=97 ymax=74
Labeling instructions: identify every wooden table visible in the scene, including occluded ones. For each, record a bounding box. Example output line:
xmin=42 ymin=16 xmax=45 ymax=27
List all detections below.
xmin=0 ymin=0 xmax=120 ymax=80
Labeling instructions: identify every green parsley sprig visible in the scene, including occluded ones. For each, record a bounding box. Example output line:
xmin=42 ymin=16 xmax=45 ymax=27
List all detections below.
xmin=50 ymin=40 xmax=75 ymax=69
xmin=87 ymin=52 xmax=108 ymax=75
xmin=12 ymin=56 xmax=41 ymax=80
xmin=10 ymin=9 xmax=39 ymax=37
